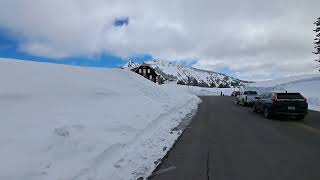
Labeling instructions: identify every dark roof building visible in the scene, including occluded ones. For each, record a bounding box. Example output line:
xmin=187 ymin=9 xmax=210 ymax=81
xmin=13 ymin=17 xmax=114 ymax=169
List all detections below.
xmin=131 ymin=63 xmax=160 ymax=83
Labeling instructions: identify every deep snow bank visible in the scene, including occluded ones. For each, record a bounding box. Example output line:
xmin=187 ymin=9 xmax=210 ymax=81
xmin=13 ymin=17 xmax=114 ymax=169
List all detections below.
xmin=0 ymin=58 xmax=200 ymax=180
xmin=248 ymin=74 xmax=320 ymax=111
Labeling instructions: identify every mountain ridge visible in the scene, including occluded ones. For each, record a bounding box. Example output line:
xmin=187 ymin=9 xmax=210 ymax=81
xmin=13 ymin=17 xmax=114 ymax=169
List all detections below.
xmin=122 ymin=59 xmax=252 ymax=88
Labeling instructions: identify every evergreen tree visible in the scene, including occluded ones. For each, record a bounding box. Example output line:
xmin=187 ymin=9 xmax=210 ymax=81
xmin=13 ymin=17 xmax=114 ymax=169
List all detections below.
xmin=177 ymin=80 xmax=186 ymax=85
xmin=314 ymin=17 xmax=320 ymax=70
xmin=192 ymin=78 xmax=199 ymax=86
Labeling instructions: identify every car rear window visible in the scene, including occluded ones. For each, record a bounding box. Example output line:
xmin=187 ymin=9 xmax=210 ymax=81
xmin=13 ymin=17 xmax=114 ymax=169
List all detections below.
xmin=244 ymin=91 xmax=257 ymax=95
xmin=276 ymin=93 xmax=304 ymax=99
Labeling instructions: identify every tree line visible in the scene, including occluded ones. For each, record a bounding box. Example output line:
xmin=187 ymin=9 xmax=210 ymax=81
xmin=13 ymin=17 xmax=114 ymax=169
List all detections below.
xmin=314 ymin=17 xmax=320 ymax=71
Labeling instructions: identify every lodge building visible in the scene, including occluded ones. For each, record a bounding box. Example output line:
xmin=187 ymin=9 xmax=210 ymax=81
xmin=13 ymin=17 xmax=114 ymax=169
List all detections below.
xmin=130 ymin=63 xmax=160 ymax=83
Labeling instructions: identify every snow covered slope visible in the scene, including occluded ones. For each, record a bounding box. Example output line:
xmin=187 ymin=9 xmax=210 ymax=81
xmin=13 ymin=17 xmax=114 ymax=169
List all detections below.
xmin=122 ymin=61 xmax=140 ymax=69
xmin=248 ymin=74 xmax=320 ymax=111
xmin=249 ymin=74 xmax=320 ymax=88
xmin=123 ymin=60 xmax=250 ymax=88
xmin=0 ymin=58 xmax=200 ymax=180
xmin=162 ymin=84 xmax=235 ymax=96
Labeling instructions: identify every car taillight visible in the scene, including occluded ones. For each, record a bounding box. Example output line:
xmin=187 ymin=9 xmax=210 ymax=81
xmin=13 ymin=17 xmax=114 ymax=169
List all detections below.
xmin=272 ymin=95 xmax=283 ymax=103
xmin=302 ymin=95 xmax=307 ymax=102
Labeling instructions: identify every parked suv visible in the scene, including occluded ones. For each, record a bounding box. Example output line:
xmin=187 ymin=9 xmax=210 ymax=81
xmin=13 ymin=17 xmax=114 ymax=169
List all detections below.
xmin=252 ymin=92 xmax=308 ymax=120
xmin=236 ymin=91 xmax=258 ymax=106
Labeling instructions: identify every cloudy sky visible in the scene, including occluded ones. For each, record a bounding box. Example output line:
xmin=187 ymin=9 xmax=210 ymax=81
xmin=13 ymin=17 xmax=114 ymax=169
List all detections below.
xmin=0 ymin=0 xmax=319 ymax=81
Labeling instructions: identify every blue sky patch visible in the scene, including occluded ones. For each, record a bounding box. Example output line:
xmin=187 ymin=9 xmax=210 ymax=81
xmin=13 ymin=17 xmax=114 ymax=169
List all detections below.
xmin=0 ymin=25 xmax=235 ymax=77
xmin=113 ymin=17 xmax=129 ymax=27
xmin=0 ymin=25 xmax=154 ymax=68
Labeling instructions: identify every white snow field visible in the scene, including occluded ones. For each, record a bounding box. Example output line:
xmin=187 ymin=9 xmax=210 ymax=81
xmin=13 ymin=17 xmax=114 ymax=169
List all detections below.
xmin=248 ymin=74 xmax=320 ymax=111
xmin=0 ymin=58 xmax=201 ymax=180
xmin=161 ymin=84 xmax=235 ymax=96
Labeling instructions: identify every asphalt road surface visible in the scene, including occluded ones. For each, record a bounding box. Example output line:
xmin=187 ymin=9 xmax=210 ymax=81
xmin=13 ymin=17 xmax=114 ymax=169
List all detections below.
xmin=150 ymin=96 xmax=320 ymax=180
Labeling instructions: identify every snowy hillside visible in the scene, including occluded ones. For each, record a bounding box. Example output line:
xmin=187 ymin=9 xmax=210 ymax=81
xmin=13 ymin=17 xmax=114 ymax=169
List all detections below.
xmin=162 ymin=84 xmax=236 ymax=96
xmin=249 ymin=74 xmax=320 ymax=88
xmin=122 ymin=60 xmax=250 ymax=88
xmin=248 ymin=74 xmax=320 ymax=111
xmin=0 ymin=58 xmax=200 ymax=180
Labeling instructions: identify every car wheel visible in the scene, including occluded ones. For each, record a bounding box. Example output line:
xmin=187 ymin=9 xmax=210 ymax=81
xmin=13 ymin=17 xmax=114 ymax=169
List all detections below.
xmin=253 ymin=104 xmax=257 ymax=112
xmin=264 ymin=107 xmax=271 ymax=119
xmin=242 ymin=100 xmax=246 ymax=106
xmin=296 ymin=115 xmax=305 ymax=121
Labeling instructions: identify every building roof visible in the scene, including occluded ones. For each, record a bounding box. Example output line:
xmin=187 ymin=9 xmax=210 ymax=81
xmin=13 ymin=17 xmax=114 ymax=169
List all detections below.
xmin=130 ymin=62 xmax=162 ymax=76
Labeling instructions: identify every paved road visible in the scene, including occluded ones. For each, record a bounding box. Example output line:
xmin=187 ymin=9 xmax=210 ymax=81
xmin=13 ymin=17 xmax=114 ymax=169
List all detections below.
xmin=150 ymin=96 xmax=320 ymax=180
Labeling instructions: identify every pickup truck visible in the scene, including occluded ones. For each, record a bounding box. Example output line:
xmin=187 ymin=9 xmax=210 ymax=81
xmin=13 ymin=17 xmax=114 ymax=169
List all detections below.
xmin=236 ymin=91 xmax=259 ymax=106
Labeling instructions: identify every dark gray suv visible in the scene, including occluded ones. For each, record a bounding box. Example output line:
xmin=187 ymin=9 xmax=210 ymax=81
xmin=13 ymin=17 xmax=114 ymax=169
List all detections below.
xmin=252 ymin=92 xmax=308 ymax=120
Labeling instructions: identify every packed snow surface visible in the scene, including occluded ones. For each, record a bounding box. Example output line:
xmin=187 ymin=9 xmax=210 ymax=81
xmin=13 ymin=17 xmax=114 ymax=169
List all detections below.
xmin=162 ymin=84 xmax=235 ymax=96
xmin=248 ymin=74 xmax=320 ymax=111
xmin=0 ymin=58 xmax=200 ymax=180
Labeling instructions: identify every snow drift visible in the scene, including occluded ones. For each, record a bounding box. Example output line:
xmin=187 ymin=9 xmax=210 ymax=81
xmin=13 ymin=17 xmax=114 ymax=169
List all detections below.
xmin=248 ymin=74 xmax=320 ymax=111
xmin=0 ymin=58 xmax=200 ymax=180
xmin=161 ymin=84 xmax=235 ymax=96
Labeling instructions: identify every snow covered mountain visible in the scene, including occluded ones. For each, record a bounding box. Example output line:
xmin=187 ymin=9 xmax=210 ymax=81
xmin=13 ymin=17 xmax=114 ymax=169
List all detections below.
xmin=122 ymin=61 xmax=140 ymax=69
xmin=122 ymin=59 xmax=250 ymax=88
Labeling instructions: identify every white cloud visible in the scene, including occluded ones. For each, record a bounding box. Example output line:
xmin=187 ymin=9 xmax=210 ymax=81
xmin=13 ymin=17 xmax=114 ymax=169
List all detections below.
xmin=0 ymin=0 xmax=319 ymax=80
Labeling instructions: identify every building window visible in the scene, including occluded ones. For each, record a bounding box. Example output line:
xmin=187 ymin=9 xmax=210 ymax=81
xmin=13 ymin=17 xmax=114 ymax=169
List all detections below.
xmin=139 ymin=69 xmax=142 ymax=73
xmin=143 ymin=69 xmax=146 ymax=74
xmin=148 ymin=69 xmax=150 ymax=73
xmin=149 ymin=75 xmax=152 ymax=79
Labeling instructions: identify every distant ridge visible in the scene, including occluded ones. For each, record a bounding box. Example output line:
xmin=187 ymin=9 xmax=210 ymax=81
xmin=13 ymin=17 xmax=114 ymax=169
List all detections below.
xmin=122 ymin=59 xmax=251 ymax=88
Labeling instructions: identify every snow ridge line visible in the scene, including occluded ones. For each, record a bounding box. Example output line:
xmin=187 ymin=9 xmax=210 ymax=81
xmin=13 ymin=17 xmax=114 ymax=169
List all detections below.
xmin=250 ymin=76 xmax=320 ymax=88
xmin=274 ymin=76 xmax=320 ymax=87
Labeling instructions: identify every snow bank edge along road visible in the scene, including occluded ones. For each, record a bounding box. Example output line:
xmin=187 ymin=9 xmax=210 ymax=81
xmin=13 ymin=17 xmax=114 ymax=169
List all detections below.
xmin=247 ymin=74 xmax=320 ymax=111
xmin=0 ymin=58 xmax=201 ymax=180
